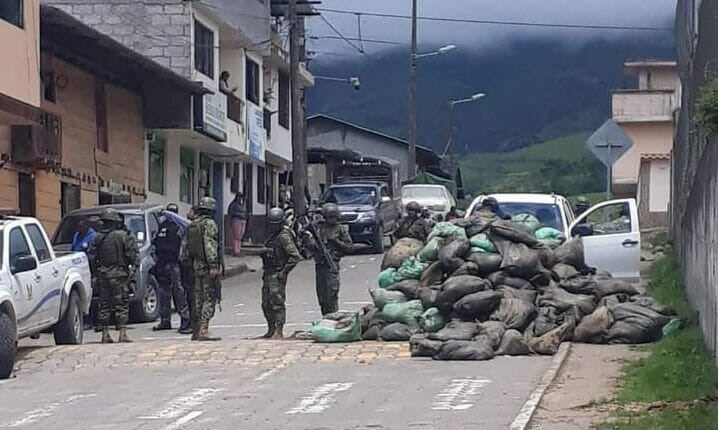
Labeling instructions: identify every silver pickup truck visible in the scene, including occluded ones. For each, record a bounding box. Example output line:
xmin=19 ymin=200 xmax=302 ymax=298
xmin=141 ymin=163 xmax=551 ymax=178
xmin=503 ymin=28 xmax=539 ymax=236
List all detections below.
xmin=0 ymin=216 xmax=92 ymax=378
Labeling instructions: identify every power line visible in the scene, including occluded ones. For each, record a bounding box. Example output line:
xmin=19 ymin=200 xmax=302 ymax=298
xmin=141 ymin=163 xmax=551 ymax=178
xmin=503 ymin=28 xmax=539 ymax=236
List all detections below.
xmin=319 ymin=14 xmax=368 ymax=55
xmin=317 ymin=8 xmax=674 ymax=32
xmin=311 ymin=35 xmax=402 ymax=45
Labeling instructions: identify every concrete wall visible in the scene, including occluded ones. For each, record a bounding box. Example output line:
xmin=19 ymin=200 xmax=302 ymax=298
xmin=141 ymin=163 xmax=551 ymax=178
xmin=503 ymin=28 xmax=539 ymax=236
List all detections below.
xmin=0 ymin=0 xmax=40 ymax=107
xmin=45 ymin=0 xmax=192 ymax=77
xmin=613 ymin=122 xmax=673 ymax=186
xmin=637 ymin=68 xmax=679 ymax=91
xmin=637 ymin=159 xmax=669 ymax=229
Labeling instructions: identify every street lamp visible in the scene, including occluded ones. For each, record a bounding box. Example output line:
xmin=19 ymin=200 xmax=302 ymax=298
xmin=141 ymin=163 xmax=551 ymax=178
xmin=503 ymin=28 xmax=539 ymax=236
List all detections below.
xmin=442 ymin=92 xmax=486 ymax=157
xmin=412 ymin=44 xmax=457 ymax=59
xmin=314 ymin=75 xmax=361 ymax=91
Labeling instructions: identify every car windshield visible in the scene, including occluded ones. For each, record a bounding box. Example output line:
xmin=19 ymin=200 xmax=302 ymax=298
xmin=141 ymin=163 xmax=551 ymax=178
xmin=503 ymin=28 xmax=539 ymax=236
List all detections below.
xmin=475 ymin=201 xmax=564 ymax=230
xmin=53 ymin=213 xmax=147 ymax=245
xmin=402 ymin=187 xmax=445 ymax=199
xmin=324 ymin=187 xmax=377 ymax=206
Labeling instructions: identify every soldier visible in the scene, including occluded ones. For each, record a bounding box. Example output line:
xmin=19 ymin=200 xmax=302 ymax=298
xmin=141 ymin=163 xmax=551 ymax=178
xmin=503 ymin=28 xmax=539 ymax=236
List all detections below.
xmin=574 ymin=196 xmax=591 ymax=216
xmin=89 ymin=208 xmax=138 ymax=344
xmin=152 ymin=203 xmax=191 ymax=334
xmin=183 ymin=197 xmax=222 ymax=341
xmin=394 ymin=201 xmax=432 ymax=243
xmin=258 ymin=207 xmax=301 ymax=340
xmin=475 ymin=197 xmax=510 ymax=220
xmin=308 ymin=203 xmax=353 ymax=316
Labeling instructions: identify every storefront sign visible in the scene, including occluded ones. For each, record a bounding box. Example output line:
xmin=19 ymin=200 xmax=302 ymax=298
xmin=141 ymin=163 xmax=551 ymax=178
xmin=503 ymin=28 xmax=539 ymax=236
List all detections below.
xmin=194 ymin=92 xmax=227 ymax=142
xmin=247 ymin=101 xmax=265 ymax=162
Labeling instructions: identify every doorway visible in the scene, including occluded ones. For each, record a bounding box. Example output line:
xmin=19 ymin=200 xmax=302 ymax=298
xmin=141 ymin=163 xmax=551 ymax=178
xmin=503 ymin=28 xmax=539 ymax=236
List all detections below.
xmin=18 ymin=173 xmax=35 ymax=216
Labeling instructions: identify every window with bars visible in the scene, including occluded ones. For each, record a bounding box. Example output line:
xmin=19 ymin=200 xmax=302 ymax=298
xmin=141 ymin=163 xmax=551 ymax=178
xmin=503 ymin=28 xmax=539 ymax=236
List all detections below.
xmin=194 ymin=20 xmax=214 ymax=78
xmin=279 ymin=71 xmax=289 ymax=129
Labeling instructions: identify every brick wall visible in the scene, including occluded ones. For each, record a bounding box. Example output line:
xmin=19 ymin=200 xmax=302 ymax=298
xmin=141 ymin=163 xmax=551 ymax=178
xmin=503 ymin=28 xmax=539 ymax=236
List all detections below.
xmin=44 ymin=0 xmax=192 ymax=77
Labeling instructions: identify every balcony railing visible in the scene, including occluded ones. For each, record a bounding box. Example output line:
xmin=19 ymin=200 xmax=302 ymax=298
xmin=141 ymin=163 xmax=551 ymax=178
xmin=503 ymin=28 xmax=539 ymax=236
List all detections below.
xmin=612 ymin=90 xmax=675 ymax=123
xmin=226 ymin=93 xmax=244 ymax=125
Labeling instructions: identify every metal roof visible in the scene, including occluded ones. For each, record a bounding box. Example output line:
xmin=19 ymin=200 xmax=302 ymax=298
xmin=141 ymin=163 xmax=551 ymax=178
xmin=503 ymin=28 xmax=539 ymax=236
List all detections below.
xmin=64 ymin=203 xmax=164 ymax=217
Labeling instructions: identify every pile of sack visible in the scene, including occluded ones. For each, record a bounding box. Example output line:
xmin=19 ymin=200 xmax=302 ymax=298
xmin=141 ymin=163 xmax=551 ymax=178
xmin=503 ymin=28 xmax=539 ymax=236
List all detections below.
xmin=310 ymin=214 xmax=676 ymax=361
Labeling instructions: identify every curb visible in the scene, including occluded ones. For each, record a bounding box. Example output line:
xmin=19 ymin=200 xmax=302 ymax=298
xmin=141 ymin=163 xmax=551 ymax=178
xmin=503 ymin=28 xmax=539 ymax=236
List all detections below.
xmin=222 ymin=262 xmax=249 ymax=279
xmin=509 ymin=342 xmax=572 ymax=430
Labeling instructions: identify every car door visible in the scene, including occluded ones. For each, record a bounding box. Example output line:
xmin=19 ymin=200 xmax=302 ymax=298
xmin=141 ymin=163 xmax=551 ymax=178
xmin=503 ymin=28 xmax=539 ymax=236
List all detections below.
xmin=569 ymin=198 xmax=640 ymax=281
xmin=8 ymin=226 xmax=43 ymax=332
xmin=24 ymin=223 xmax=61 ymax=325
xmin=379 ymin=186 xmax=397 ymax=232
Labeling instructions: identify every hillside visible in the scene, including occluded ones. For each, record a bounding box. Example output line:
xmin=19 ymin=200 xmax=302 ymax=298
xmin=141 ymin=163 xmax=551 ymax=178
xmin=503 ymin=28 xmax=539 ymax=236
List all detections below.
xmin=307 ymin=34 xmax=674 ymax=154
xmin=459 ymin=133 xmax=607 ymax=196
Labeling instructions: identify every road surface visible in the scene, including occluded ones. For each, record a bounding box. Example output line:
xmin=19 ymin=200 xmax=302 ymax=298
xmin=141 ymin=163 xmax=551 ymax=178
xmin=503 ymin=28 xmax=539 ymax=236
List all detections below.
xmin=1 ymin=255 xmax=552 ymax=430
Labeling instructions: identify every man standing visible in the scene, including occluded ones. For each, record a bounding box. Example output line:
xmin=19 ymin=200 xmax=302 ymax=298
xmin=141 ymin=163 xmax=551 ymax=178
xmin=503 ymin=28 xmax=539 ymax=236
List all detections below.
xmin=183 ymin=197 xmax=222 ymax=341
xmin=258 ymin=208 xmax=301 ymax=339
xmin=152 ymin=203 xmax=191 ymax=334
xmin=309 ymin=203 xmax=353 ymax=316
xmin=227 ymin=193 xmax=248 ymax=256
xmin=394 ymin=201 xmax=432 ymax=243
xmin=574 ymin=196 xmax=591 ymax=216
xmin=72 ymin=217 xmax=96 ymax=253
xmin=89 ymin=208 xmax=138 ymax=344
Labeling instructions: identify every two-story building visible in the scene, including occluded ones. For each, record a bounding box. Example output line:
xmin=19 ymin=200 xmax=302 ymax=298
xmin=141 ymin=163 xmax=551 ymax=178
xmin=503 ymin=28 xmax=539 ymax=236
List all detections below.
xmin=611 ymin=60 xmax=680 ymax=227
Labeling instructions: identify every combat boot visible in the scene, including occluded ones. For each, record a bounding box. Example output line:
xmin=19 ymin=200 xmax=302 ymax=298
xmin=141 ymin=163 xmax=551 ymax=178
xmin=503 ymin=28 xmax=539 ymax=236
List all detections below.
xmin=270 ymin=322 xmax=284 ymax=340
xmin=197 ymin=322 xmax=221 ymax=342
xmin=178 ymin=318 xmax=192 ymax=334
xmin=118 ymin=327 xmax=133 ymax=343
xmin=101 ymin=327 xmax=113 ymax=344
xmin=253 ymin=321 xmax=275 ymax=339
xmin=153 ymin=320 xmax=172 ymax=331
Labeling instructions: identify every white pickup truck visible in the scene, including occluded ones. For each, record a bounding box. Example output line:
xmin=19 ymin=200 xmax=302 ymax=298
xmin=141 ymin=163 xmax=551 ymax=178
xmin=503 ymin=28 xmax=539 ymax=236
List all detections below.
xmin=466 ymin=193 xmax=641 ymax=281
xmin=0 ymin=216 xmax=92 ymax=378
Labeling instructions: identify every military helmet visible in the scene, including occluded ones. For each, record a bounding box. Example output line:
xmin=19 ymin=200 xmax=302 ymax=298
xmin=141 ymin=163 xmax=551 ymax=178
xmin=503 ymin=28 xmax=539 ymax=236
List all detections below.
xmin=166 ymin=203 xmax=179 ymax=214
xmin=406 ymin=201 xmax=422 ymax=212
xmin=197 ymin=196 xmax=217 ymax=211
xmin=576 ymin=196 xmax=590 ymax=205
xmin=267 ymin=207 xmax=285 ymax=224
xmin=100 ymin=208 xmax=122 ymax=223
xmin=322 ymin=203 xmax=340 ymax=218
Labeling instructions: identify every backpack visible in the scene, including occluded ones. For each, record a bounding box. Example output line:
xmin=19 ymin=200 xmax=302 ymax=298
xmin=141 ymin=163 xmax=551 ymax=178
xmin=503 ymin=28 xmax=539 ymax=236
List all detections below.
xmin=185 ymin=221 xmax=206 ymax=261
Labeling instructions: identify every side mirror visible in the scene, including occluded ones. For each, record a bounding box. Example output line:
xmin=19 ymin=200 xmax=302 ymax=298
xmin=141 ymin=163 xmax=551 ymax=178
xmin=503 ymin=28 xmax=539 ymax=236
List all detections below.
xmin=12 ymin=255 xmax=38 ymax=274
xmin=381 ymin=196 xmax=391 ymax=203
xmin=572 ymin=223 xmax=594 ymax=237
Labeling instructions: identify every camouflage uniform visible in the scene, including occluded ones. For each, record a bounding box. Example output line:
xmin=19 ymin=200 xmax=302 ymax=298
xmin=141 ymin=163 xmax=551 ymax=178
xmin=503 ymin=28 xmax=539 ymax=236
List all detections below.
xmin=184 ymin=214 xmax=220 ymax=327
xmin=394 ymin=217 xmax=432 ymax=243
xmin=90 ymin=227 xmax=138 ymax=330
xmin=312 ymin=222 xmax=353 ymax=315
xmin=262 ymin=225 xmax=301 ymax=328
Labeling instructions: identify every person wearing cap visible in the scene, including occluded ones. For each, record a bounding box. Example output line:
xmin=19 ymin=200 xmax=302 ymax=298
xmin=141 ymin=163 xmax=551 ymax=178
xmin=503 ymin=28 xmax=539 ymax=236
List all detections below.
xmin=394 ymin=201 xmax=432 ymax=243
xmin=151 ymin=203 xmax=191 ymax=334
xmin=574 ymin=196 xmax=591 ymax=216
xmin=475 ymin=197 xmax=510 ymax=220
xmin=89 ymin=208 xmax=138 ymax=343
xmin=257 ymin=207 xmax=301 ymax=339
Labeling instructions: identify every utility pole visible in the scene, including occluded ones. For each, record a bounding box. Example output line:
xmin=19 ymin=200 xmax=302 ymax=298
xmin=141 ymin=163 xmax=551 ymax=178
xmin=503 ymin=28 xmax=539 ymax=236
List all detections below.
xmin=289 ymin=0 xmax=306 ymax=217
xmin=407 ymin=0 xmax=418 ymax=179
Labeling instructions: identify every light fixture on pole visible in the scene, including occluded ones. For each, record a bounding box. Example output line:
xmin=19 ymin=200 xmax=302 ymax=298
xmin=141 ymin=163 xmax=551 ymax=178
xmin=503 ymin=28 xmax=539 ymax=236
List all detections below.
xmin=314 ymin=75 xmax=362 ymax=91
xmin=443 ymin=92 xmax=486 ymax=157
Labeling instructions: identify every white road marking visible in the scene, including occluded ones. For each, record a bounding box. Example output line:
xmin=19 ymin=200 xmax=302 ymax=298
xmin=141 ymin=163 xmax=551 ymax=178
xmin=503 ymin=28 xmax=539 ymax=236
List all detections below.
xmin=234 ymin=312 xmax=263 ymax=316
xmin=2 ymin=394 xmax=95 ymax=427
xmin=161 ymin=411 xmax=204 ymax=430
xmin=350 ymin=264 xmax=357 ymax=269
xmin=255 ymin=363 xmax=287 ymax=382
xmin=342 ymin=301 xmax=372 ymax=306
xmin=286 ymin=382 xmax=355 ymax=414
xmin=430 ymin=378 xmax=490 ymax=411
xmin=137 ymin=388 xmax=223 ymax=420
xmin=232 ymin=303 xmax=245 ymax=308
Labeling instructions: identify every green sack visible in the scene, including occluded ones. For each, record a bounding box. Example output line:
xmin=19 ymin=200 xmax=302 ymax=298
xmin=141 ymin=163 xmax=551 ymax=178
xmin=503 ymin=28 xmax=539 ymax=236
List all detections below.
xmin=419 ymin=307 xmax=446 ymax=333
xmin=311 ymin=313 xmax=362 ymax=343
xmin=427 ymin=222 xmax=467 ymax=242
xmin=661 ymin=317 xmax=685 ymax=337
xmin=394 ymin=257 xmax=429 ymax=282
xmin=378 ymin=268 xmax=397 ymax=288
xmin=512 ymin=213 xmax=541 ymax=232
xmin=383 ymin=300 xmax=424 ymax=326
xmin=470 ymin=247 xmax=486 ymax=254
xmin=418 ymin=237 xmax=443 ymax=263
xmin=370 ymin=288 xmax=408 ymax=310
xmin=470 ymin=233 xmax=497 ymax=253
xmin=535 ymin=227 xmax=566 ymax=249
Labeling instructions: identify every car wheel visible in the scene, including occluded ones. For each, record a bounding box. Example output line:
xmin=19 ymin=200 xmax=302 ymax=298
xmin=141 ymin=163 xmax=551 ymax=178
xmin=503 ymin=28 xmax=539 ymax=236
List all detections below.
xmin=131 ymin=278 xmax=160 ymax=323
xmin=0 ymin=311 xmax=16 ymax=379
xmin=54 ymin=291 xmax=83 ymax=345
xmin=372 ymin=224 xmax=385 ymax=254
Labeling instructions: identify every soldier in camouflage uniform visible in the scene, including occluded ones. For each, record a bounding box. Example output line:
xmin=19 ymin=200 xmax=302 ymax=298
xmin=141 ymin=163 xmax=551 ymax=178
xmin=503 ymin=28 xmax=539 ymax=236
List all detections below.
xmin=182 ymin=197 xmax=222 ymax=341
xmin=394 ymin=201 xmax=432 ymax=243
xmin=307 ymin=203 xmax=353 ymax=316
xmin=89 ymin=208 xmax=138 ymax=344
xmin=258 ymin=207 xmax=301 ymax=339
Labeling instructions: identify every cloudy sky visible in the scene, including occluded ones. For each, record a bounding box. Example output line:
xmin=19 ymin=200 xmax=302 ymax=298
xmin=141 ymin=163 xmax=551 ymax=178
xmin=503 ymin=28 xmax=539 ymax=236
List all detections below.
xmin=307 ymin=0 xmax=677 ymax=59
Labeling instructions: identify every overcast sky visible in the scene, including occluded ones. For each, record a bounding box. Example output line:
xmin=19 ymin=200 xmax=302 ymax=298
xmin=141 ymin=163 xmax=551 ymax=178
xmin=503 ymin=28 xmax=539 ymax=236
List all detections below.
xmin=307 ymin=0 xmax=677 ymax=59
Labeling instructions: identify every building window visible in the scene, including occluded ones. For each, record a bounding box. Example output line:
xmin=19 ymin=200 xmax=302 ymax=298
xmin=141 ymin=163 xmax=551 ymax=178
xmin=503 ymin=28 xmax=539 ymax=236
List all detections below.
xmin=148 ymin=139 xmax=165 ymax=194
xmin=267 ymin=168 xmax=276 ymax=208
xmin=194 ymin=20 xmax=214 ymax=78
xmin=61 ymin=182 xmax=80 ymax=216
xmin=257 ymin=165 xmax=266 ymax=205
xmin=95 ymin=80 xmax=108 ymax=152
xmin=180 ymin=147 xmax=196 ymax=205
xmin=42 ymin=70 xmax=56 ymax=103
xmin=0 ymin=1 xmax=23 ymax=28
xmin=278 ymin=72 xmax=289 ymax=129
xmin=246 ymin=59 xmax=260 ymax=105
xmin=18 ymin=173 xmax=35 ymax=217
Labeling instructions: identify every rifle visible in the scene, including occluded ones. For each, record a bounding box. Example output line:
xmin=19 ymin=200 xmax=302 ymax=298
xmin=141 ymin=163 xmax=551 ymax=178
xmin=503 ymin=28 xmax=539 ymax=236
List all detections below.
xmin=215 ymin=238 xmax=224 ymax=311
xmin=299 ymin=216 xmax=339 ymax=273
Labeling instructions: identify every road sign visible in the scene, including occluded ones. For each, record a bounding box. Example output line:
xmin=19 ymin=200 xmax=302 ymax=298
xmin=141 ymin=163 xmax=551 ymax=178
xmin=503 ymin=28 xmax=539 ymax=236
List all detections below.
xmin=585 ymin=119 xmax=634 ymax=167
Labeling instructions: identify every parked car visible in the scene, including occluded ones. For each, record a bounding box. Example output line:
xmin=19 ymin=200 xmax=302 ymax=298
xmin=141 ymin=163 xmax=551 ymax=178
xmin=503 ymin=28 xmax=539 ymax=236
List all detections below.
xmin=465 ymin=193 xmax=641 ymax=280
xmin=0 ymin=215 xmax=92 ymax=378
xmin=319 ymin=182 xmax=401 ymax=253
xmin=53 ymin=203 xmax=165 ymax=323
xmin=401 ymin=184 xmax=456 ymax=219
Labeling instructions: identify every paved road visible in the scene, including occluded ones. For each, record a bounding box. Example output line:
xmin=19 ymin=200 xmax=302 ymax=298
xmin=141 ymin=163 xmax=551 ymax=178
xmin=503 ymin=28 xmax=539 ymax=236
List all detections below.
xmin=2 ymin=255 xmax=552 ymax=430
